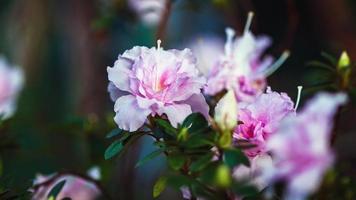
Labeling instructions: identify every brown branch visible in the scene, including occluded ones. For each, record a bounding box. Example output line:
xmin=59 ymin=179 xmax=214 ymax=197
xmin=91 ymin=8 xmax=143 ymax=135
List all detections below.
xmin=156 ymin=0 xmax=173 ymax=40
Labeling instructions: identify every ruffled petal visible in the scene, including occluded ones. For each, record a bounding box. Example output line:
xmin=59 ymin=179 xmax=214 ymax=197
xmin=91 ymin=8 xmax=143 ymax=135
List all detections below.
xmin=107 ymin=58 xmax=132 ymax=93
xmin=160 ymin=104 xmax=192 ymax=127
xmin=114 ymin=95 xmax=150 ymax=131
xmin=182 ymin=93 xmax=210 ymax=119
xmin=108 ymin=82 xmax=129 ymax=102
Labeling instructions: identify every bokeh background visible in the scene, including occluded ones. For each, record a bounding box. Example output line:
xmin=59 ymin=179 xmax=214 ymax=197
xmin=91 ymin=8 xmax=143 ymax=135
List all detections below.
xmin=0 ymin=0 xmax=355 ymax=199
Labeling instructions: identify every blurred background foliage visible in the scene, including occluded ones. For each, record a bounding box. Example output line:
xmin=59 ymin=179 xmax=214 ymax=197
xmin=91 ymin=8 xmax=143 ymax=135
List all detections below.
xmin=0 ymin=0 xmax=355 ymax=199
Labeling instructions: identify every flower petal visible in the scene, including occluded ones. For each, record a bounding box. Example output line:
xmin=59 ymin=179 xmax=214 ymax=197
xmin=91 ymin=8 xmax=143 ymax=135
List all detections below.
xmin=160 ymin=104 xmax=192 ymax=127
xmin=108 ymin=82 xmax=129 ymax=102
xmin=179 ymin=93 xmax=209 ymax=119
xmin=107 ymin=58 xmax=132 ymax=93
xmin=114 ymin=95 xmax=150 ymax=131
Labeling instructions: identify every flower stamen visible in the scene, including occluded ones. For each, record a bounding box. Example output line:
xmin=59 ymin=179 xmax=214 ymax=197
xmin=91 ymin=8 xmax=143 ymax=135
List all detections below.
xmin=244 ymin=11 xmax=254 ymax=34
xmin=294 ymin=86 xmax=303 ymax=110
xmin=263 ymin=50 xmax=290 ymax=77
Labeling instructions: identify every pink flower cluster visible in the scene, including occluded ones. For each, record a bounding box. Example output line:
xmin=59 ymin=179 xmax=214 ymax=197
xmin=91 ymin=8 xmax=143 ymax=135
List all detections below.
xmin=107 ymin=12 xmax=347 ymax=200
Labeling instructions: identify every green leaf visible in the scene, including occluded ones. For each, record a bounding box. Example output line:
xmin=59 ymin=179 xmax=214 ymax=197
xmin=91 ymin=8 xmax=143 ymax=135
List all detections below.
xmin=135 ymin=149 xmax=165 ymax=168
xmin=47 ymin=180 xmax=66 ymax=199
xmin=223 ymin=149 xmax=250 ymax=168
xmin=104 ymin=131 xmax=135 ymax=160
xmin=184 ymin=134 xmax=213 ymax=148
xmin=166 ymin=174 xmax=192 ymax=189
xmin=232 ymin=183 xmax=259 ymax=197
xmin=153 ymin=176 xmax=167 ymax=198
xmin=190 ymin=153 xmax=213 ymax=172
xmin=167 ymin=154 xmax=185 ymax=171
xmin=106 ymin=128 xmax=123 ymax=138
xmin=306 ymin=61 xmax=336 ymax=72
xmin=182 ymin=112 xmax=200 ymax=127
xmin=104 ymin=140 xmax=124 ymax=160
xmin=155 ymin=118 xmax=177 ymax=136
xmin=321 ymin=51 xmax=338 ymax=65
xmin=181 ymin=113 xmax=208 ymax=134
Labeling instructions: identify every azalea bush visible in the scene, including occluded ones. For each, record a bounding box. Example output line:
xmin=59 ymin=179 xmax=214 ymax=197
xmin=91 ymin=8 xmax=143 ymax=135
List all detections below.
xmin=0 ymin=0 xmax=356 ymax=200
xmin=101 ymin=12 xmax=352 ymax=200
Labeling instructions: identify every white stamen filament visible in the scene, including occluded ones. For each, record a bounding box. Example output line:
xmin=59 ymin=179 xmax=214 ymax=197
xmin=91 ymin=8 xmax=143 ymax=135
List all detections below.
xmin=264 ymin=50 xmax=290 ymax=77
xmin=294 ymin=86 xmax=303 ymax=110
xmin=244 ymin=11 xmax=254 ymax=34
xmin=157 ymin=39 xmax=162 ymax=49
xmin=225 ymin=27 xmax=235 ymax=57
xmin=154 ymin=39 xmax=162 ymax=91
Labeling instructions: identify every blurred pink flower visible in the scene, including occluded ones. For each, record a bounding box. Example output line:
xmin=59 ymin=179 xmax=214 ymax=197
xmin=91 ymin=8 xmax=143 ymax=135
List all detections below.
xmin=204 ymin=24 xmax=274 ymax=102
xmin=107 ymin=42 xmax=209 ymax=131
xmin=233 ymin=154 xmax=273 ymax=190
xmin=0 ymin=57 xmax=24 ymax=119
xmin=128 ymin=0 xmax=167 ymax=26
xmin=186 ymin=36 xmax=224 ymax=76
xmin=31 ymin=174 xmax=101 ymax=200
xmin=264 ymin=93 xmax=347 ymax=200
xmin=233 ymin=87 xmax=295 ymax=157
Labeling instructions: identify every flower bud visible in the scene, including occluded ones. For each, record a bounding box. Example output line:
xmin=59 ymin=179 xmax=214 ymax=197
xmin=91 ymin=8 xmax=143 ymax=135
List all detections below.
xmin=214 ymin=90 xmax=238 ymax=131
xmin=338 ymin=51 xmax=350 ymax=70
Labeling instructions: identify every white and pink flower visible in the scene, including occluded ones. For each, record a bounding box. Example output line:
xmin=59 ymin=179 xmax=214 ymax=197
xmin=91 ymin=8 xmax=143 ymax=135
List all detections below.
xmin=233 ymin=87 xmax=295 ymax=157
xmin=186 ymin=36 xmax=224 ymax=76
xmin=204 ymin=13 xmax=289 ymax=102
xmin=264 ymin=92 xmax=347 ymax=200
xmin=0 ymin=57 xmax=24 ymax=120
xmin=107 ymin=41 xmax=209 ymax=131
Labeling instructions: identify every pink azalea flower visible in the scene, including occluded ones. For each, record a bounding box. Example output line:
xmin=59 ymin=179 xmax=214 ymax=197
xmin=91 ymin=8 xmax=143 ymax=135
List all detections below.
xmin=204 ymin=13 xmax=289 ymax=102
xmin=107 ymin=41 xmax=209 ymax=131
xmin=233 ymin=87 xmax=295 ymax=157
xmin=31 ymin=173 xmax=101 ymax=200
xmin=233 ymin=154 xmax=273 ymax=190
xmin=265 ymin=93 xmax=347 ymax=200
xmin=128 ymin=0 xmax=167 ymax=26
xmin=0 ymin=57 xmax=24 ymax=119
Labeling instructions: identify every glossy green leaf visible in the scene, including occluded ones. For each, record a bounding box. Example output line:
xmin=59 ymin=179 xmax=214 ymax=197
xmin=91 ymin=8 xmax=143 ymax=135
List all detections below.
xmin=155 ymin=118 xmax=177 ymax=136
xmin=167 ymin=154 xmax=185 ymax=171
xmin=106 ymin=128 xmax=123 ymax=138
xmin=135 ymin=148 xmax=165 ymax=168
xmin=181 ymin=113 xmax=208 ymax=134
xmin=184 ymin=134 xmax=213 ymax=148
xmin=153 ymin=176 xmax=167 ymax=198
xmin=166 ymin=175 xmax=192 ymax=189
xmin=232 ymin=183 xmax=259 ymax=197
xmin=104 ymin=140 xmax=124 ymax=160
xmin=223 ymin=149 xmax=250 ymax=168
xmin=190 ymin=153 xmax=213 ymax=172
